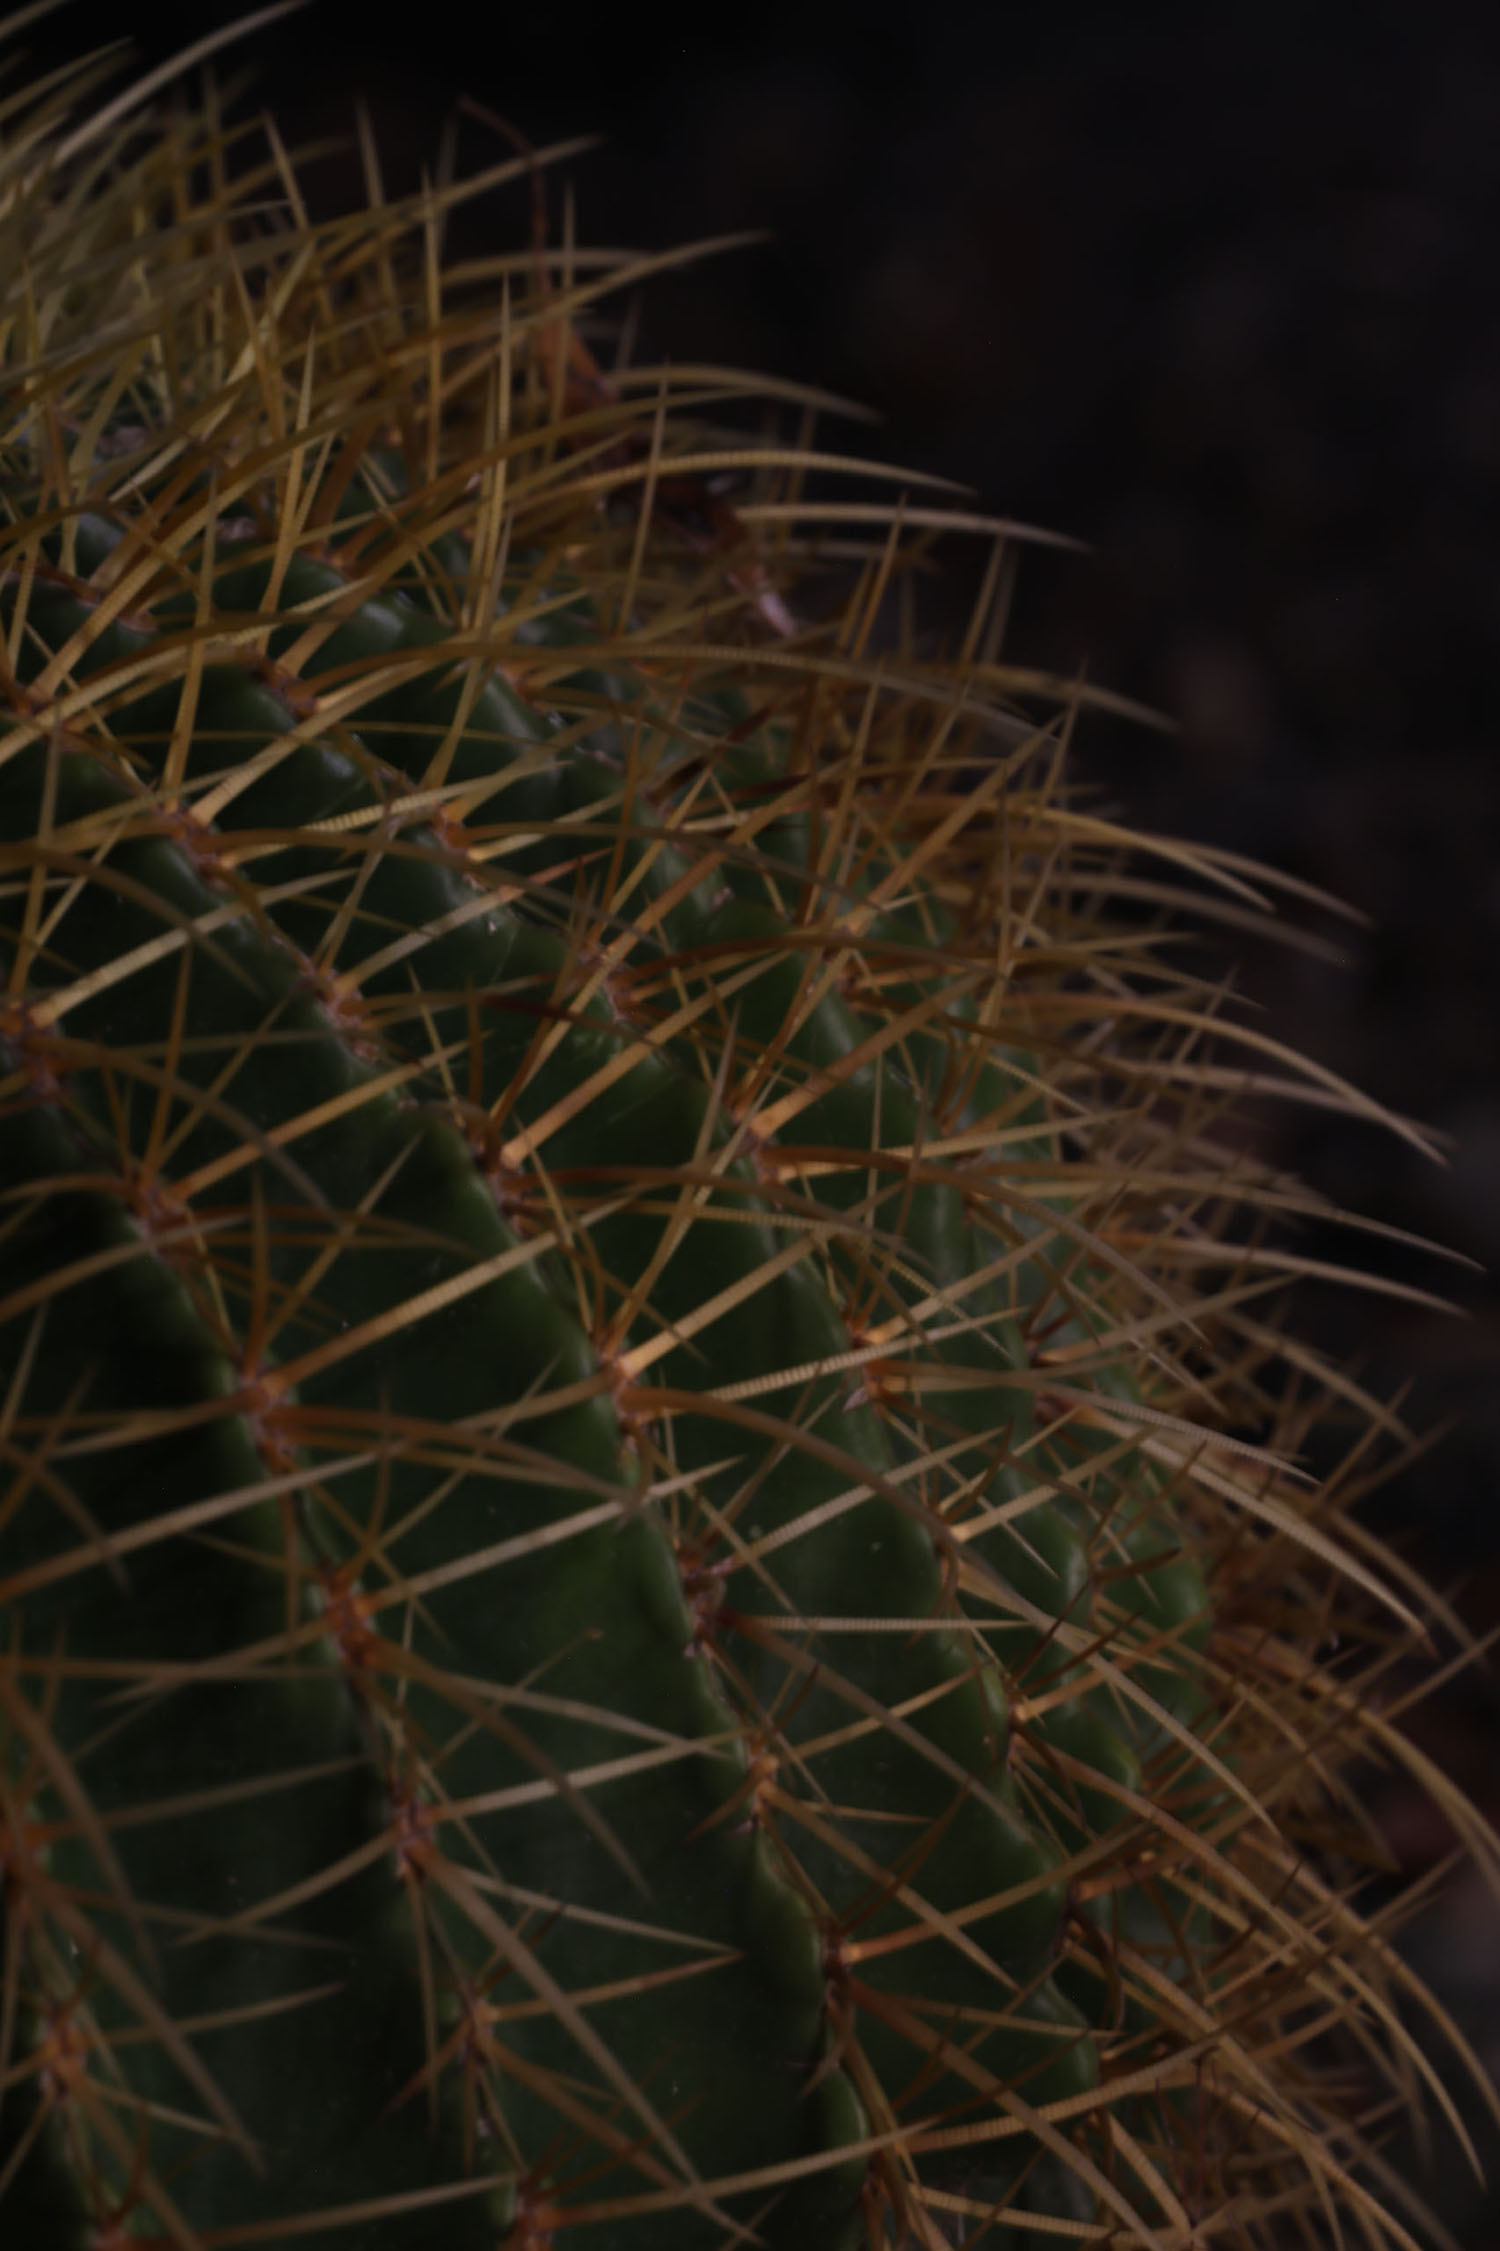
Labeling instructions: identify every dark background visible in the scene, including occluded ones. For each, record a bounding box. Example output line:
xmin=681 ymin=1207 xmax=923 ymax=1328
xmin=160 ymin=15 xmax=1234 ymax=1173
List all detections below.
xmin=16 ymin=0 xmax=1500 ymax=2234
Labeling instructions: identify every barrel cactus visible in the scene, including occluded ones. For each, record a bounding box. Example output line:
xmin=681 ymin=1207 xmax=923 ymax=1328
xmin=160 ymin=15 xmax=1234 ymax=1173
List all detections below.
xmin=1 ymin=12 xmax=1494 ymax=2249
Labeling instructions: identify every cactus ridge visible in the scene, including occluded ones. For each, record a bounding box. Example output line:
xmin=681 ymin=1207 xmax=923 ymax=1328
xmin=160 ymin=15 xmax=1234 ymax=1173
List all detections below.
xmin=0 ymin=17 xmax=1496 ymax=2250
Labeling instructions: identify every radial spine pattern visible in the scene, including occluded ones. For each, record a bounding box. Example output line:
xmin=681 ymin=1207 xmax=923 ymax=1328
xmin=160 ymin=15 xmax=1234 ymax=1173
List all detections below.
xmin=0 ymin=16 xmax=1495 ymax=2251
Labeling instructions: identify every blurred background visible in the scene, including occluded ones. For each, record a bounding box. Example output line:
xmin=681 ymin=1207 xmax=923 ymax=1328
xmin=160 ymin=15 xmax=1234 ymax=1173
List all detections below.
xmin=16 ymin=0 xmax=1500 ymax=2234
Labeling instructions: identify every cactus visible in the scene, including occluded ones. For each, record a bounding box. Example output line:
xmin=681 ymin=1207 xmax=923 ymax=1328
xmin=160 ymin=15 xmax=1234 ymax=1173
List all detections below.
xmin=0 ymin=11 xmax=1495 ymax=2248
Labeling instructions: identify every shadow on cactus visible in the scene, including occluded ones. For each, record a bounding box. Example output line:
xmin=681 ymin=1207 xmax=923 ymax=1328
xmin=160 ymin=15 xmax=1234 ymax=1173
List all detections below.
xmin=1 ymin=7 xmax=1497 ymax=2247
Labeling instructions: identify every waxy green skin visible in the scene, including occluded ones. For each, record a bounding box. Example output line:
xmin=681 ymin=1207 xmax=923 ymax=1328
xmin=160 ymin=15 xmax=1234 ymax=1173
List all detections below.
xmin=0 ymin=462 xmax=1207 ymax=2247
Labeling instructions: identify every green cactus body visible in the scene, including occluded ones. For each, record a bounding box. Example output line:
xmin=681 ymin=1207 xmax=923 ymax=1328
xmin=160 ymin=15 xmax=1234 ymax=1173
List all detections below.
xmin=0 ymin=23 xmax=1492 ymax=2251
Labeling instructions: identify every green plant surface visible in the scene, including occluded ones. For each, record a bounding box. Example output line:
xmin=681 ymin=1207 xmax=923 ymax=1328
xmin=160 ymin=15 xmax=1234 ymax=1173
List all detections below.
xmin=0 ymin=11 xmax=1497 ymax=2249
